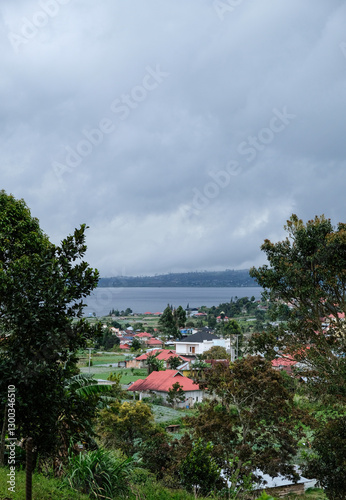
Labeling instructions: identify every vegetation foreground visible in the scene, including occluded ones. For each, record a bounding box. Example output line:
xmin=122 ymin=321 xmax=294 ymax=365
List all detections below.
xmin=0 ymin=192 xmax=345 ymax=499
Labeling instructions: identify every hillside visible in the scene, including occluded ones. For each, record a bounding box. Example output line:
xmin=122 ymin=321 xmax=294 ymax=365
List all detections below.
xmin=98 ymin=269 xmax=259 ymax=287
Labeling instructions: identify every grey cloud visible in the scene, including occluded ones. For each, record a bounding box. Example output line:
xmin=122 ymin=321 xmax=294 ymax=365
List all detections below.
xmin=1 ymin=0 xmax=345 ymax=276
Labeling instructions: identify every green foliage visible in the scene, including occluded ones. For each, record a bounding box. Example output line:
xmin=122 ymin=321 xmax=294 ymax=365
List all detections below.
xmin=200 ymin=346 xmax=230 ymax=360
xmin=131 ymin=337 xmax=142 ymax=351
xmin=0 ymin=467 xmax=91 ymax=499
xmin=94 ymin=327 xmax=120 ymax=350
xmin=96 ymin=400 xmax=154 ymax=455
xmin=0 ymin=191 xmax=100 ymax=457
xmin=250 ymin=214 xmax=346 ymax=403
xmin=63 ymin=447 xmax=133 ymax=499
xmin=146 ymin=351 xmax=165 ymax=374
xmin=174 ymin=306 xmax=187 ymax=329
xmin=223 ymin=319 xmax=242 ymax=337
xmin=179 ymin=438 xmax=221 ymax=496
xmin=186 ymin=356 xmax=306 ymax=491
xmin=167 ymin=382 xmax=186 ymax=408
xmin=302 ymin=416 xmax=346 ymax=500
xmin=159 ymin=305 xmax=181 ymax=339
xmin=169 ymin=356 xmax=183 ymax=370
xmin=107 ymin=372 xmax=127 ymax=400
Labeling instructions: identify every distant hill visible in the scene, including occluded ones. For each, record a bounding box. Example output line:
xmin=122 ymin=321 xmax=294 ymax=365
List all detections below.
xmin=98 ymin=270 xmax=259 ymax=287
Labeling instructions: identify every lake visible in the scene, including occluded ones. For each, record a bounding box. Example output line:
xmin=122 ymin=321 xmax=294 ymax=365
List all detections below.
xmin=83 ymin=287 xmax=263 ymax=316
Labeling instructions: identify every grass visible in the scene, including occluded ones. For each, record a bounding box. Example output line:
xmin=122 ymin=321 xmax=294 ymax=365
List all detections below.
xmin=0 ymin=467 xmax=90 ymax=500
xmin=80 ymin=365 xmax=147 ymax=384
xmin=0 ymin=467 xmax=327 ymax=500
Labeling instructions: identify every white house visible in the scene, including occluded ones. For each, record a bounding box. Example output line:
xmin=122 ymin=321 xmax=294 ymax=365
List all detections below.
xmin=174 ymin=331 xmax=235 ymax=361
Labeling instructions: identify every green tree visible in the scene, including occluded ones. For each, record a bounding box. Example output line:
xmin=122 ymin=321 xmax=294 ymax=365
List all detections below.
xmin=250 ymin=214 xmax=346 ymax=402
xmin=200 ymin=346 xmax=230 ymax=360
xmin=0 ymin=191 xmax=100 ymax=457
xmin=96 ymin=401 xmax=154 ymax=455
xmin=146 ymin=351 xmax=165 ymax=374
xmin=303 ymin=416 xmax=346 ymax=500
xmin=168 ymin=356 xmax=182 ymax=370
xmin=179 ymin=438 xmax=221 ymax=496
xmin=159 ymin=305 xmax=180 ymax=339
xmin=57 ymin=374 xmax=112 ymax=460
xmin=166 ymin=382 xmax=186 ymax=408
xmin=207 ymin=314 xmax=217 ymax=329
xmin=173 ymin=305 xmax=187 ymax=329
xmin=95 ymin=327 xmax=120 ymax=350
xmin=187 ymin=356 xmax=305 ymax=492
xmin=131 ymin=337 xmax=142 ymax=351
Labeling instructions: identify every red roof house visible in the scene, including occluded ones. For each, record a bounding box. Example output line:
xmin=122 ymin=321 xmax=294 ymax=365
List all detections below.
xmin=128 ymin=370 xmax=204 ymax=407
xmin=119 ymin=343 xmax=130 ymax=351
xmin=146 ymin=338 xmax=163 ymax=348
xmin=135 ymin=349 xmax=189 ymax=369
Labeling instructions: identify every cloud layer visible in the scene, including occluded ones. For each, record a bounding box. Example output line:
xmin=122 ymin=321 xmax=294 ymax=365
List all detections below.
xmin=1 ymin=0 xmax=346 ymax=276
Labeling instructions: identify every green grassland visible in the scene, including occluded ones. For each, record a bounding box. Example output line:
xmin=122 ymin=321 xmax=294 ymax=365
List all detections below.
xmin=0 ymin=468 xmax=326 ymax=500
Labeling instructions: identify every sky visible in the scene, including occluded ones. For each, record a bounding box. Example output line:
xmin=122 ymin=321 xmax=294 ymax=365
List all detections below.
xmin=1 ymin=0 xmax=346 ymax=277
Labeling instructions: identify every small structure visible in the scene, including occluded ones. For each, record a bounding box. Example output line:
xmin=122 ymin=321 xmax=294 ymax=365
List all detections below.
xmin=252 ymin=469 xmax=317 ymax=497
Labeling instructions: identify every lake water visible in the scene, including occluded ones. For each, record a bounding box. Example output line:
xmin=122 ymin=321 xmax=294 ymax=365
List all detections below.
xmin=83 ymin=287 xmax=263 ymax=316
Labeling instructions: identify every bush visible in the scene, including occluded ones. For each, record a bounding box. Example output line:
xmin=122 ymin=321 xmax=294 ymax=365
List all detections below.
xmin=63 ymin=448 xmax=133 ymax=499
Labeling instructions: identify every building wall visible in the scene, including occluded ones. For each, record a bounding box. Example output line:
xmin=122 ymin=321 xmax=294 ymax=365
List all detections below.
xmin=138 ymin=389 xmax=204 ymax=408
xmin=253 ymin=483 xmax=304 ymax=497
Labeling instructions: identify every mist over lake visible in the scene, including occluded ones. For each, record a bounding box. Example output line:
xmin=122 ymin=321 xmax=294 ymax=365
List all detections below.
xmin=83 ymin=286 xmax=263 ymax=316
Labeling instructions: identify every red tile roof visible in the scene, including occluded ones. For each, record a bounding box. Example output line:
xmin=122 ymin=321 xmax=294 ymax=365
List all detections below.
xmin=147 ymin=338 xmax=163 ymax=346
xmin=135 ymin=332 xmax=153 ymax=338
xmin=271 ymin=357 xmax=297 ymax=367
xmin=119 ymin=344 xmax=130 ymax=349
xmin=128 ymin=370 xmax=200 ymax=393
xmin=136 ymin=349 xmax=189 ymax=362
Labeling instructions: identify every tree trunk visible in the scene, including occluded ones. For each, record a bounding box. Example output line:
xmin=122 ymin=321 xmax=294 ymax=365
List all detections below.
xmin=0 ymin=404 xmax=7 ymax=466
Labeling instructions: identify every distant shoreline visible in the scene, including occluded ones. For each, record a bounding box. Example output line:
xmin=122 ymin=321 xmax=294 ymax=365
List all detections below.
xmin=98 ymin=269 xmax=259 ymax=288
xmin=96 ymin=285 xmax=261 ymax=288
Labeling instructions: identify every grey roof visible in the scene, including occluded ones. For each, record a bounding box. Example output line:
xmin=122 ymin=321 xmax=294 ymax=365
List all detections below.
xmin=176 ymin=331 xmax=220 ymax=343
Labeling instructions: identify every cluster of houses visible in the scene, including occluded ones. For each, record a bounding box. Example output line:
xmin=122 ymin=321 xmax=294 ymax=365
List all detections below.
xmin=122 ymin=330 xmax=234 ymax=408
xmin=109 ymin=326 xmax=164 ymax=351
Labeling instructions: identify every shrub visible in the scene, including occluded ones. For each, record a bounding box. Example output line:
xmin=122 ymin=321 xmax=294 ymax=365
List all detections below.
xmin=63 ymin=447 xmax=133 ymax=499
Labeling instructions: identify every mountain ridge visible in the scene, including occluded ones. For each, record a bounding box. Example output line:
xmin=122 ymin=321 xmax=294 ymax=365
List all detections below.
xmin=98 ymin=269 xmax=259 ymax=287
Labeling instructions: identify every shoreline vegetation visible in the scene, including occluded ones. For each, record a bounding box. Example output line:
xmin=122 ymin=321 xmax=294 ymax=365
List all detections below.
xmin=98 ymin=270 xmax=260 ymax=288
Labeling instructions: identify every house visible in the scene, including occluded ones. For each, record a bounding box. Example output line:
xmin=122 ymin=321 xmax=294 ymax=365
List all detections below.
xmin=134 ymin=332 xmax=153 ymax=344
xmin=119 ymin=343 xmax=130 ymax=351
xmin=135 ymin=349 xmax=189 ymax=369
xmin=128 ymin=370 xmax=204 ymax=407
xmin=216 ymin=315 xmax=229 ymax=323
xmin=252 ymin=468 xmax=317 ymax=497
xmin=271 ymin=357 xmax=297 ymax=375
xmin=175 ymin=331 xmax=235 ymax=360
xmin=146 ymin=338 xmax=163 ymax=348
xmin=221 ymin=467 xmax=316 ymax=497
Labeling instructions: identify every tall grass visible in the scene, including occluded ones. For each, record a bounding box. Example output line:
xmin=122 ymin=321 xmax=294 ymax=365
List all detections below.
xmin=63 ymin=448 xmax=133 ymax=499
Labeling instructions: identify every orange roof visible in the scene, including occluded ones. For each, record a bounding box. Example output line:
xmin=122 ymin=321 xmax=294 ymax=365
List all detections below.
xmin=136 ymin=349 xmax=189 ymax=362
xmin=119 ymin=344 xmax=130 ymax=349
xmin=128 ymin=370 xmax=200 ymax=393
xmin=272 ymin=357 xmax=297 ymax=367
xmin=147 ymin=338 xmax=163 ymax=346
xmin=135 ymin=332 xmax=153 ymax=338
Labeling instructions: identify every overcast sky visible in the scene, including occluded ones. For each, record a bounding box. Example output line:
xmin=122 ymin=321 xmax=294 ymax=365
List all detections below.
xmin=1 ymin=0 xmax=346 ymax=277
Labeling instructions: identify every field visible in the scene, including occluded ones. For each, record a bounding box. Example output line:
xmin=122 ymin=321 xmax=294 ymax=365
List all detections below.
xmin=78 ymin=351 xmax=147 ymax=384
